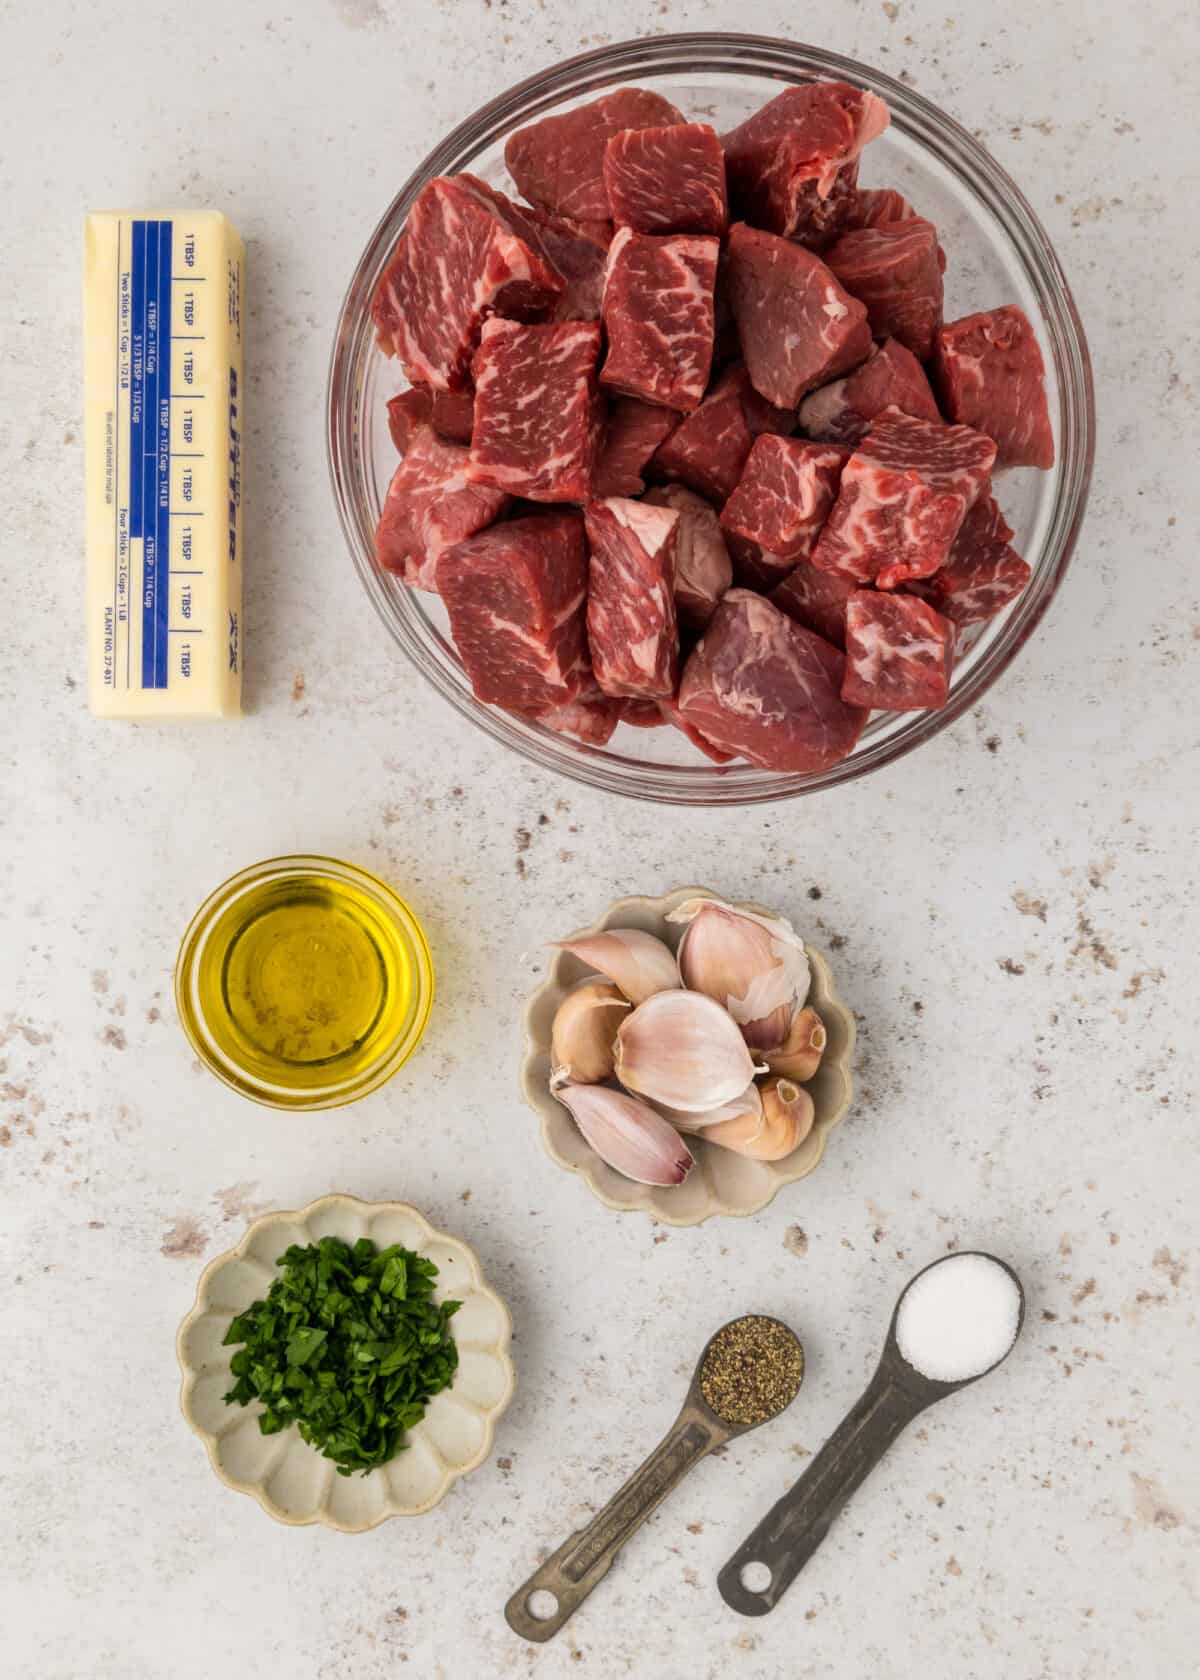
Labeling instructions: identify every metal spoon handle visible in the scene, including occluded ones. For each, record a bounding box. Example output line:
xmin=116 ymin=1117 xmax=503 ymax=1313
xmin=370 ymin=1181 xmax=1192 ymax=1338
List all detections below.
xmin=718 ymin=1372 xmax=922 ymax=1616
xmin=506 ymin=1403 xmax=724 ymax=1643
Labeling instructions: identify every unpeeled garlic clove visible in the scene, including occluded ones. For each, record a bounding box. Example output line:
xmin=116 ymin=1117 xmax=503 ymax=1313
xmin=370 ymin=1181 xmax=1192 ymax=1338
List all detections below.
xmin=667 ymin=898 xmax=810 ymax=1051
xmin=555 ymin=1082 xmax=695 ymax=1185
xmin=550 ymin=982 xmax=630 ymax=1087
xmin=655 ymin=1082 xmax=763 ymax=1135
xmin=555 ymin=928 xmax=681 ymax=1005
xmin=764 ymin=1007 xmax=827 ymax=1082
xmin=703 ymin=1077 xmax=815 ymax=1161
xmin=615 ymin=989 xmax=758 ymax=1112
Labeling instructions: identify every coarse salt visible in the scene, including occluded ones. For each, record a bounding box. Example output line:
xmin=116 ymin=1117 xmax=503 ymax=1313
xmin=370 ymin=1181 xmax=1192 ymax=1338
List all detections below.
xmin=896 ymin=1253 xmax=1021 ymax=1383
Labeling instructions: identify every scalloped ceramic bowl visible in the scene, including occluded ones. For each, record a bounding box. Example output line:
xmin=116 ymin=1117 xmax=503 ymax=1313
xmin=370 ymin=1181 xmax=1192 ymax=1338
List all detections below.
xmin=521 ymin=887 xmax=855 ymax=1226
xmin=176 ymin=1195 xmax=514 ymax=1530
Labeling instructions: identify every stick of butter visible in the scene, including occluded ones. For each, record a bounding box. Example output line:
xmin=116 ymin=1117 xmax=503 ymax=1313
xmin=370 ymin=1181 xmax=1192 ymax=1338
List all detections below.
xmin=84 ymin=211 xmax=244 ymax=717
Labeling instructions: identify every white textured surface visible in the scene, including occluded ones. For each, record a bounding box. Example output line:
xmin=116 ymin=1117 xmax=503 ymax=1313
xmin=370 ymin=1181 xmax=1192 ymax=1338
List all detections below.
xmin=0 ymin=2 xmax=1197 ymax=1676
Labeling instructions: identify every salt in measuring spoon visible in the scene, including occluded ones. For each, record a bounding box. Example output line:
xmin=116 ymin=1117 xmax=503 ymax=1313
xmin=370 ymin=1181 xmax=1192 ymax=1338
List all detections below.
xmin=718 ymin=1252 xmax=1024 ymax=1617
xmin=506 ymin=1315 xmax=804 ymax=1643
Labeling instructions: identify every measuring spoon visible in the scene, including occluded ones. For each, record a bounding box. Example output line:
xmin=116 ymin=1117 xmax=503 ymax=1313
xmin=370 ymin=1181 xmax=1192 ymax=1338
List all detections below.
xmin=506 ymin=1314 xmax=804 ymax=1643
xmin=718 ymin=1252 xmax=1024 ymax=1617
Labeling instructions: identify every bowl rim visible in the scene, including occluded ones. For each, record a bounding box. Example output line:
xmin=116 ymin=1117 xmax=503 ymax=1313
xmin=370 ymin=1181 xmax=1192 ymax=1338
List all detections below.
xmin=328 ymin=31 xmax=1095 ymax=806
xmin=175 ymin=1192 xmax=515 ymax=1530
xmin=519 ymin=886 xmax=857 ymax=1226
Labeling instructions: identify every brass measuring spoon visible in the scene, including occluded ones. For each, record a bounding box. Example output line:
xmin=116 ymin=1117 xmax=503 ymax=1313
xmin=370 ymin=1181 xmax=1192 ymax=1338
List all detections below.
xmin=718 ymin=1252 xmax=1024 ymax=1617
xmin=506 ymin=1314 xmax=805 ymax=1644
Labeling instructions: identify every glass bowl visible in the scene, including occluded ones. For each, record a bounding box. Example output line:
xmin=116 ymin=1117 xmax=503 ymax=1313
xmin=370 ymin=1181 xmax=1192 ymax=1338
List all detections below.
xmin=328 ymin=32 xmax=1094 ymax=806
xmin=175 ymin=855 xmax=434 ymax=1110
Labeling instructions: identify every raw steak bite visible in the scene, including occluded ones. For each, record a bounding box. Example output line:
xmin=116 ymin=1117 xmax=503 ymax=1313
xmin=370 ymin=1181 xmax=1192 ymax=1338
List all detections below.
xmin=467 ymin=318 xmax=603 ymax=502
xmin=531 ymin=688 xmax=621 ymax=747
xmin=798 ymin=338 xmax=940 ymax=445
xmin=824 ymin=219 xmax=944 ymax=360
xmin=505 ymin=86 xmax=685 ymax=222
xmin=678 ymin=589 xmax=867 ymax=772
xmin=651 ymin=361 xmax=796 ymax=503
xmin=721 ymin=436 xmax=850 ymax=590
xmin=844 ymin=187 xmax=916 ymax=229
xmin=372 ymin=174 xmax=563 ymax=390
xmin=600 ymin=227 xmax=719 ymax=412
xmin=644 ymin=484 xmax=732 ymax=629
xmin=603 ymin=123 xmax=728 ymax=235
xmin=811 ymin=406 xmax=997 ymax=590
xmin=375 ymin=424 xmax=509 ymax=591
xmin=726 ymin=223 xmax=871 ymax=408
xmin=594 ymin=398 xmax=680 ymax=497
xmin=770 ymin=561 xmax=857 ymax=648
xmin=585 ymin=497 xmax=680 ymax=700
xmin=723 ymin=82 xmax=890 ymax=244
xmin=438 ymin=513 xmax=589 ymax=709
xmin=841 ymin=590 xmax=955 ymax=710
xmin=913 ymin=494 xmax=1032 ymax=625
xmin=522 ymin=208 xmax=612 ymax=321
xmin=933 ymin=306 xmax=1054 ymax=469
xmin=386 ymin=387 xmax=433 ymax=454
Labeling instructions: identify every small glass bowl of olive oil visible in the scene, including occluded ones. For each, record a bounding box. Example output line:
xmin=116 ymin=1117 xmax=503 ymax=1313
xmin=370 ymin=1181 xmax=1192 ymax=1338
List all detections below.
xmin=175 ymin=856 xmax=433 ymax=1109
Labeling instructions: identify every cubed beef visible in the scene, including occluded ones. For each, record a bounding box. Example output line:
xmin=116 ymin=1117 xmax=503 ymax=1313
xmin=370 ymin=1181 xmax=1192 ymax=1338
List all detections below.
xmin=770 ymin=561 xmax=857 ymax=648
xmin=824 ymin=219 xmax=944 ymax=361
xmin=467 ymin=318 xmax=603 ymax=503
xmin=811 ymin=406 xmax=997 ymax=589
xmin=721 ymin=435 xmax=850 ymax=589
xmin=522 ymin=208 xmax=612 ymax=321
xmin=530 ymin=687 xmax=622 ymax=747
xmin=372 ymin=174 xmax=563 ymax=390
xmin=619 ymin=698 xmax=669 ymax=729
xmin=650 ymin=361 xmax=796 ymax=504
xmin=505 ymin=87 xmax=685 ymax=222
xmin=933 ymin=305 xmax=1055 ymax=469
xmin=644 ymin=484 xmax=732 ymax=629
xmin=678 ymin=590 xmax=867 ymax=772
xmin=603 ymin=123 xmax=728 ymax=234
xmin=386 ymin=388 xmax=434 ymax=454
xmin=722 ymin=82 xmax=890 ymax=245
xmin=841 ymin=590 xmax=955 ymax=710
xmin=594 ymin=398 xmax=681 ymax=497
xmin=798 ymin=338 xmax=940 ymax=445
xmin=438 ymin=513 xmax=589 ymax=709
xmin=600 ymin=227 xmax=719 ymax=412
xmin=726 ymin=223 xmax=871 ymax=408
xmin=375 ymin=424 xmax=509 ymax=590
xmin=585 ymin=497 xmax=680 ymax=700
xmin=844 ymin=187 xmax=916 ymax=229
xmin=912 ymin=494 xmax=1032 ymax=625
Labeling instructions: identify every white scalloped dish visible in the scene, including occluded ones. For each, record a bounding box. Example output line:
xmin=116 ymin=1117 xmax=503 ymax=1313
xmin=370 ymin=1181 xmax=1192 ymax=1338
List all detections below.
xmin=176 ymin=1194 xmax=514 ymax=1530
xmin=521 ymin=887 xmax=856 ymax=1227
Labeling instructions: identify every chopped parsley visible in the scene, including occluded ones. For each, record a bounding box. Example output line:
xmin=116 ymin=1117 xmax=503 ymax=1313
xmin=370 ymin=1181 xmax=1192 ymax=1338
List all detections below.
xmin=222 ymin=1236 xmax=460 ymax=1475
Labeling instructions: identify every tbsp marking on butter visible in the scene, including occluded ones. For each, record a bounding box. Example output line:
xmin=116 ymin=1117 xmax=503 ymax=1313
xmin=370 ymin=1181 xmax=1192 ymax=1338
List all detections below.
xmin=83 ymin=210 xmax=244 ymax=717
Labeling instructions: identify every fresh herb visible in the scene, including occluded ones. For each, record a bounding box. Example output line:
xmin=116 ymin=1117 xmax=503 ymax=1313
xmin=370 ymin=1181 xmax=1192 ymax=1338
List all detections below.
xmin=222 ymin=1236 xmax=461 ymax=1475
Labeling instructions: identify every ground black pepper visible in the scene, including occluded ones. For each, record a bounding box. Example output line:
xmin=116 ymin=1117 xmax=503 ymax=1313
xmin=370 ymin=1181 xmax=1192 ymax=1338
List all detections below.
xmin=699 ymin=1315 xmax=804 ymax=1426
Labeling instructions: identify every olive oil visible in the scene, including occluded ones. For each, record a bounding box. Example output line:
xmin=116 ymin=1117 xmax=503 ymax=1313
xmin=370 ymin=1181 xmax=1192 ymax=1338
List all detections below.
xmin=176 ymin=858 xmax=433 ymax=1108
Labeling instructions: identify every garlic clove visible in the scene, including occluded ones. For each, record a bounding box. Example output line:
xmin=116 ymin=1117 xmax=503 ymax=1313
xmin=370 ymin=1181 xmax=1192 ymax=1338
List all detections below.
xmin=615 ymin=989 xmax=758 ymax=1112
xmin=703 ymin=1077 xmax=815 ymax=1161
xmin=549 ymin=981 xmax=631 ymax=1087
xmin=666 ymin=899 xmax=810 ymax=1048
xmin=764 ymin=1006 xmax=827 ymax=1082
xmin=555 ymin=1082 xmax=695 ymax=1185
xmin=655 ymin=1081 xmax=764 ymax=1135
xmin=555 ymin=928 xmax=681 ymax=1005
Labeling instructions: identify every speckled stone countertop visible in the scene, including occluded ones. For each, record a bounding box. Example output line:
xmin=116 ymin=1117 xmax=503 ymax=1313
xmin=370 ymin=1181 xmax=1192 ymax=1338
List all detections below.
xmin=1 ymin=2 xmax=1196 ymax=1675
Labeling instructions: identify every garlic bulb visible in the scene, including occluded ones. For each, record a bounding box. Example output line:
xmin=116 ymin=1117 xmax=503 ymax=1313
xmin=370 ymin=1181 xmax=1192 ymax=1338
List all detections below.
xmin=550 ymin=982 xmax=630 ymax=1087
xmin=555 ymin=1082 xmax=694 ymax=1185
xmin=704 ymin=1077 xmax=815 ymax=1161
xmin=555 ymin=928 xmax=681 ymax=1005
xmin=667 ymin=898 xmax=810 ymax=1052
xmin=656 ymin=1082 xmax=763 ymax=1135
xmin=615 ymin=989 xmax=758 ymax=1112
xmin=765 ymin=1006 xmax=827 ymax=1082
